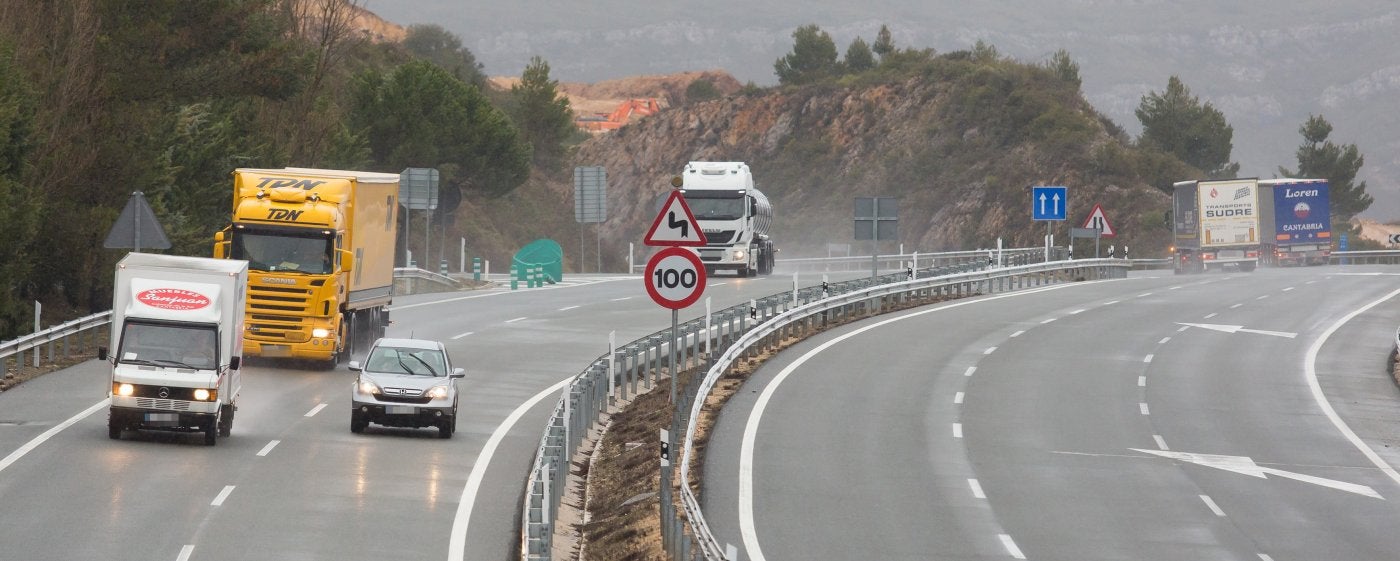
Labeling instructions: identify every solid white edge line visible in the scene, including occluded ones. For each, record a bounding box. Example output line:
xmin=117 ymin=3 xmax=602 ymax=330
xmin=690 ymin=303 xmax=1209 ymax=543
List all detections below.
xmin=256 ymin=440 xmax=280 ymax=457
xmin=1200 ymin=494 xmax=1226 ymax=516
xmin=1305 ymin=286 xmax=1400 ymax=487
xmin=999 ymin=534 xmax=1026 ymax=559
xmin=450 ymin=331 xmax=474 ymax=340
xmin=732 ymin=280 xmax=1123 ymax=561
xmin=176 ymin=545 xmax=195 ymax=561
xmin=304 ymin=403 xmax=327 ymax=417
xmin=211 ymin=485 xmax=235 ymax=506
xmin=0 ymin=399 xmax=108 ymax=475
xmin=968 ymin=478 xmax=985 ymax=499
xmin=448 ymin=377 xmax=573 ymax=561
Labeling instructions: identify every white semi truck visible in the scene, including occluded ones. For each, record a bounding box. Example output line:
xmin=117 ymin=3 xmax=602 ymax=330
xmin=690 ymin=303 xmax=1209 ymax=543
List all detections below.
xmin=100 ymin=253 xmax=248 ymax=445
xmin=672 ymin=161 xmax=775 ymax=277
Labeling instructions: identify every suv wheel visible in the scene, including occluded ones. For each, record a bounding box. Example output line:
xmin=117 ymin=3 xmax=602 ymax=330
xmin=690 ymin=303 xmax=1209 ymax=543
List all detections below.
xmin=351 ymin=411 xmax=368 ymax=434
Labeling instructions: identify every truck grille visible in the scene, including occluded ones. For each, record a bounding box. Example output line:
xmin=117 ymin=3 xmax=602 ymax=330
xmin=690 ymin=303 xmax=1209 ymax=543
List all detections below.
xmin=703 ymin=230 xmax=736 ymax=244
xmin=135 ymin=398 xmax=192 ymax=411
xmin=247 ymin=280 xmax=315 ymax=343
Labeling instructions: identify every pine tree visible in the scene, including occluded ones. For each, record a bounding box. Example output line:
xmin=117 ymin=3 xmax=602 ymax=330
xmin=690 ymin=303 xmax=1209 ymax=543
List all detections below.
xmin=845 ymin=37 xmax=876 ymax=73
xmin=1279 ymin=114 xmax=1371 ymax=220
xmin=509 ymin=56 xmax=578 ymax=172
xmin=1135 ymin=76 xmax=1239 ymax=178
xmin=774 ymin=24 xmax=839 ymax=85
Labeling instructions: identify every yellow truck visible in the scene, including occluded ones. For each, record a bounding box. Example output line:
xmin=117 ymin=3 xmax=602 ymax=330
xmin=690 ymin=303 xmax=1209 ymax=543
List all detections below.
xmin=215 ymin=168 xmax=398 ymax=365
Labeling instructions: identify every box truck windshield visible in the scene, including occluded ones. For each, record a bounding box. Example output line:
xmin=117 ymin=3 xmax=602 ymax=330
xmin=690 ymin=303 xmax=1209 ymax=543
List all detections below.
xmin=119 ymin=321 xmax=219 ymax=371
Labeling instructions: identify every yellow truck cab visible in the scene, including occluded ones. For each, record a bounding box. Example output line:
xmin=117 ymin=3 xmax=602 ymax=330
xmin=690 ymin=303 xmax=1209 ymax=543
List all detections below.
xmin=216 ymin=168 xmax=398 ymax=365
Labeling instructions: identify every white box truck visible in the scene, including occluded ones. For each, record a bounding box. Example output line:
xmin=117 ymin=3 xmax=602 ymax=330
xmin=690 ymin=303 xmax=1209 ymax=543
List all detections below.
xmin=99 ymin=253 xmax=248 ymax=445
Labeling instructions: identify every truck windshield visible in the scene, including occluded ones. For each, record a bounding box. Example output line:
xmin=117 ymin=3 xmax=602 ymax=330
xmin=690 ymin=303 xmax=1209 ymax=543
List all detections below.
xmin=684 ymin=192 xmax=746 ymax=221
xmin=119 ymin=322 xmax=218 ymax=370
xmin=232 ymin=230 xmax=333 ymax=274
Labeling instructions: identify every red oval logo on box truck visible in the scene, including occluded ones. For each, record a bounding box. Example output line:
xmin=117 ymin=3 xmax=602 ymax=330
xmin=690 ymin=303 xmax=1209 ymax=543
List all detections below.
xmin=136 ymin=288 xmax=211 ymax=310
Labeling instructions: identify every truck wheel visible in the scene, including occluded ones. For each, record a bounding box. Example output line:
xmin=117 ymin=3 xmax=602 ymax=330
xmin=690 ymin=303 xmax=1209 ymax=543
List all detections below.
xmin=217 ymin=404 xmax=234 ymax=437
xmin=108 ymin=413 xmax=122 ymax=440
xmin=204 ymin=422 xmax=217 ymax=446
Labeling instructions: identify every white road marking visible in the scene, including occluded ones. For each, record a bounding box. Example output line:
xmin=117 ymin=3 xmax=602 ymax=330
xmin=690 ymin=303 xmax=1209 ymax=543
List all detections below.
xmin=734 ymin=281 xmax=1129 ymax=561
xmin=176 ymin=545 xmax=195 ymax=561
xmin=711 ymin=282 xmax=728 ymax=287
xmin=450 ymin=331 xmax=474 ymax=340
xmin=1104 ymin=300 xmax=1120 ymax=305
xmin=450 ymin=377 xmax=574 ymax=561
xmin=968 ymin=478 xmax=985 ymax=499
xmin=1230 ymin=303 xmax=1243 ymax=309
xmin=1143 ymin=354 xmax=1154 ymax=363
xmin=1133 ymin=449 xmax=1383 ymax=499
xmin=1140 ymin=403 xmax=1150 ymax=415
xmin=1041 ymin=318 xmax=1057 ymax=324
xmin=558 ymin=305 xmax=580 ymax=311
xmin=211 ymin=485 xmax=235 ymax=506
xmin=1159 ymin=337 xmax=1171 ymax=344
xmin=1304 ymin=287 xmax=1400 ymax=489
xmin=1257 ymin=295 xmax=1270 ymax=300
xmin=610 ymin=297 xmax=633 ymax=302
xmin=1306 ymin=280 xmax=1318 ymax=284
xmin=1139 ymin=293 xmax=1153 ymax=297
xmin=1169 ymin=285 xmax=1182 ymax=290
xmin=1070 ymin=309 xmax=1086 ymax=315
xmin=505 ymin=317 xmax=528 ymax=323
xmin=984 ymin=347 xmax=997 ymax=355
xmin=954 ymin=392 xmax=965 ymax=405
xmin=1283 ymin=287 xmax=1295 ymax=292
xmin=1010 ymin=330 xmax=1025 ymax=338
xmin=0 ymin=399 xmax=107 ymax=475
xmin=304 ymin=403 xmax=327 ymax=417
xmin=964 ymin=366 xmax=977 ymax=377
xmin=1153 ymin=435 xmax=1169 ymax=451
xmin=1177 ymin=326 xmax=1190 ymax=332
xmin=256 ymin=440 xmax=280 ymax=457
xmin=999 ymin=534 xmax=1026 ymax=559
xmin=1138 ymin=376 xmax=1147 ymax=387
xmin=1200 ymin=494 xmax=1226 ymax=516
xmin=1177 ymin=323 xmax=1297 ymax=338
xmin=1205 ymin=313 xmax=1218 ymax=319
xmin=1259 ymin=554 xmax=1276 ymax=561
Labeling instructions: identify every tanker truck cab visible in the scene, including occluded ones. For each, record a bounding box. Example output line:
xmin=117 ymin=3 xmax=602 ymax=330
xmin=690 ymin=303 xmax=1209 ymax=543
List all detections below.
xmin=100 ymin=253 xmax=247 ymax=446
xmin=674 ymin=162 xmax=775 ymax=277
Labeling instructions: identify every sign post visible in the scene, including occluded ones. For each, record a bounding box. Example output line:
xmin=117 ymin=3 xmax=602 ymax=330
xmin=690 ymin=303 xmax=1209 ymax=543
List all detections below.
xmin=644 ymin=191 xmax=707 ymax=404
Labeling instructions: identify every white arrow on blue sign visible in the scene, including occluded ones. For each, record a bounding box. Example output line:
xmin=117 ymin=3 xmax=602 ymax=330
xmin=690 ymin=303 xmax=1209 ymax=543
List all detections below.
xmin=1032 ymin=186 xmax=1068 ymax=221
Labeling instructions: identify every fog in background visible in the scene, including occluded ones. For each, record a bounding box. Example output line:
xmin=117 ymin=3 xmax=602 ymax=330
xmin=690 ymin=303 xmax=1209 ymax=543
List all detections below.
xmin=369 ymin=0 xmax=1400 ymax=220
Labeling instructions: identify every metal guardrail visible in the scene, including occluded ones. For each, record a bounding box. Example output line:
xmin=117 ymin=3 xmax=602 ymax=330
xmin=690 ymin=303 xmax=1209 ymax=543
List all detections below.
xmin=778 ymin=248 xmax=1056 ymax=273
xmin=1330 ymin=250 xmax=1400 ymax=265
xmin=518 ymin=248 xmax=1129 ymax=560
xmin=392 ymin=266 xmax=462 ymax=289
xmin=0 ymin=311 xmax=112 ymax=381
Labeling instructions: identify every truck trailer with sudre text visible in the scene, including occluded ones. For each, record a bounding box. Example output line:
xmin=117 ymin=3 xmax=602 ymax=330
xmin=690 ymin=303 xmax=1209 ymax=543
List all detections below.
xmin=216 ymin=168 xmax=398 ymax=365
xmin=1172 ymin=178 xmax=1263 ymax=274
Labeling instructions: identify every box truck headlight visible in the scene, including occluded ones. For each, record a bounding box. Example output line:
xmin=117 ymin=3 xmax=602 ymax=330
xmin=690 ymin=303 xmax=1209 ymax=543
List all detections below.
xmin=426 ymin=385 xmax=449 ymax=399
xmin=193 ymin=388 xmax=215 ymax=401
xmin=114 ymin=383 xmax=134 ymax=397
xmin=312 ymin=328 xmax=331 ymax=338
xmin=358 ymin=379 xmax=381 ymax=395
xmin=732 ymin=249 xmax=746 ymax=260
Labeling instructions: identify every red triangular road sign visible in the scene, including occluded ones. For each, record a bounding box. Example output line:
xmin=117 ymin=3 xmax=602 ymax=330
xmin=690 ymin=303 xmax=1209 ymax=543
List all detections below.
xmin=644 ymin=191 xmax=709 ymax=247
xmin=1081 ymin=203 xmax=1116 ymax=237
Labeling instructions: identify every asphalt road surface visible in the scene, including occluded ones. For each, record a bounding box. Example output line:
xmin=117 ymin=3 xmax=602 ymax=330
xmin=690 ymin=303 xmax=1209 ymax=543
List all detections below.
xmin=0 ymin=271 xmax=840 ymax=561
xmin=702 ymin=267 xmax=1400 ymax=561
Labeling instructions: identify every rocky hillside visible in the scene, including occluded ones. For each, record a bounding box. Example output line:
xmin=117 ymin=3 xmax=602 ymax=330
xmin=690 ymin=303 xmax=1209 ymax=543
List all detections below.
xmin=559 ymin=58 xmax=1181 ymax=263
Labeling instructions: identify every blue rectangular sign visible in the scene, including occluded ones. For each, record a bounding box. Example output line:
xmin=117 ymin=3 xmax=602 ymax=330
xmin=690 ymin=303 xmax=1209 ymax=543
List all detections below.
xmin=1272 ymin=181 xmax=1330 ymax=243
xmin=1032 ymin=186 xmax=1067 ymax=221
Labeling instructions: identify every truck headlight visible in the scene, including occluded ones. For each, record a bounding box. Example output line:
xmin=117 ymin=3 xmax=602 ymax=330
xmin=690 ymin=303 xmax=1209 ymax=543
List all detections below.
xmin=426 ymin=385 xmax=449 ymax=399
xmin=114 ymin=383 xmax=134 ymax=397
xmin=732 ymin=249 xmax=746 ymax=260
xmin=358 ymin=379 xmax=380 ymax=395
xmin=312 ymin=328 xmax=331 ymax=338
xmin=193 ymin=388 xmax=216 ymax=401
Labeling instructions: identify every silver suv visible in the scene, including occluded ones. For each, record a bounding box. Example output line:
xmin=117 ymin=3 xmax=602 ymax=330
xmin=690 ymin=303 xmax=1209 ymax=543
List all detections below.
xmin=349 ymin=338 xmax=464 ymax=438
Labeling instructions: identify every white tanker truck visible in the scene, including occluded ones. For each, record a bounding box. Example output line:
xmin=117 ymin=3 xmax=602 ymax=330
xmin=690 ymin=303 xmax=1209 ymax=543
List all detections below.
xmin=672 ymin=161 xmax=775 ymax=277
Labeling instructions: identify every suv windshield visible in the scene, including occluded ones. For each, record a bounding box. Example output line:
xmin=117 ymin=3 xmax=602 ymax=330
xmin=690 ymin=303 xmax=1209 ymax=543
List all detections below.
xmin=365 ymin=346 xmax=446 ymax=377
xmin=119 ymin=322 xmax=218 ymax=370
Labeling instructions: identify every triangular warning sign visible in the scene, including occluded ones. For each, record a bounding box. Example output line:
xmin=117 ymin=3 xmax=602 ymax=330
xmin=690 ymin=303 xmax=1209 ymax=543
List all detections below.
xmin=644 ymin=191 xmax=708 ymax=247
xmin=104 ymin=191 xmax=172 ymax=250
xmin=1081 ymin=203 xmax=1116 ymax=238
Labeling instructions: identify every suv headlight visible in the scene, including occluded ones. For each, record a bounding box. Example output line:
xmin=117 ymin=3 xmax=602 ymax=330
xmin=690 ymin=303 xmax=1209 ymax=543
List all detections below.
xmin=426 ymin=385 xmax=450 ymax=399
xmin=357 ymin=379 xmax=381 ymax=395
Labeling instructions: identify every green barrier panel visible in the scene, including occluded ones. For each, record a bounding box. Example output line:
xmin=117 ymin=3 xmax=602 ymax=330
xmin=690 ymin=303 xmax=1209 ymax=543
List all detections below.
xmin=513 ymin=239 xmax=563 ymax=285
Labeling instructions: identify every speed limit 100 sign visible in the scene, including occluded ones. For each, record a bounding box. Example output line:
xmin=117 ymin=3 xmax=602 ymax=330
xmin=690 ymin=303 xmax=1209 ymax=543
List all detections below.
xmin=644 ymin=247 xmax=706 ymax=310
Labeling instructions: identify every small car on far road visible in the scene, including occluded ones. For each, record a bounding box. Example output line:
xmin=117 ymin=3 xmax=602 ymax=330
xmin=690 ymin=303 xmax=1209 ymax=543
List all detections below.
xmin=349 ymin=338 xmax=463 ymax=438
